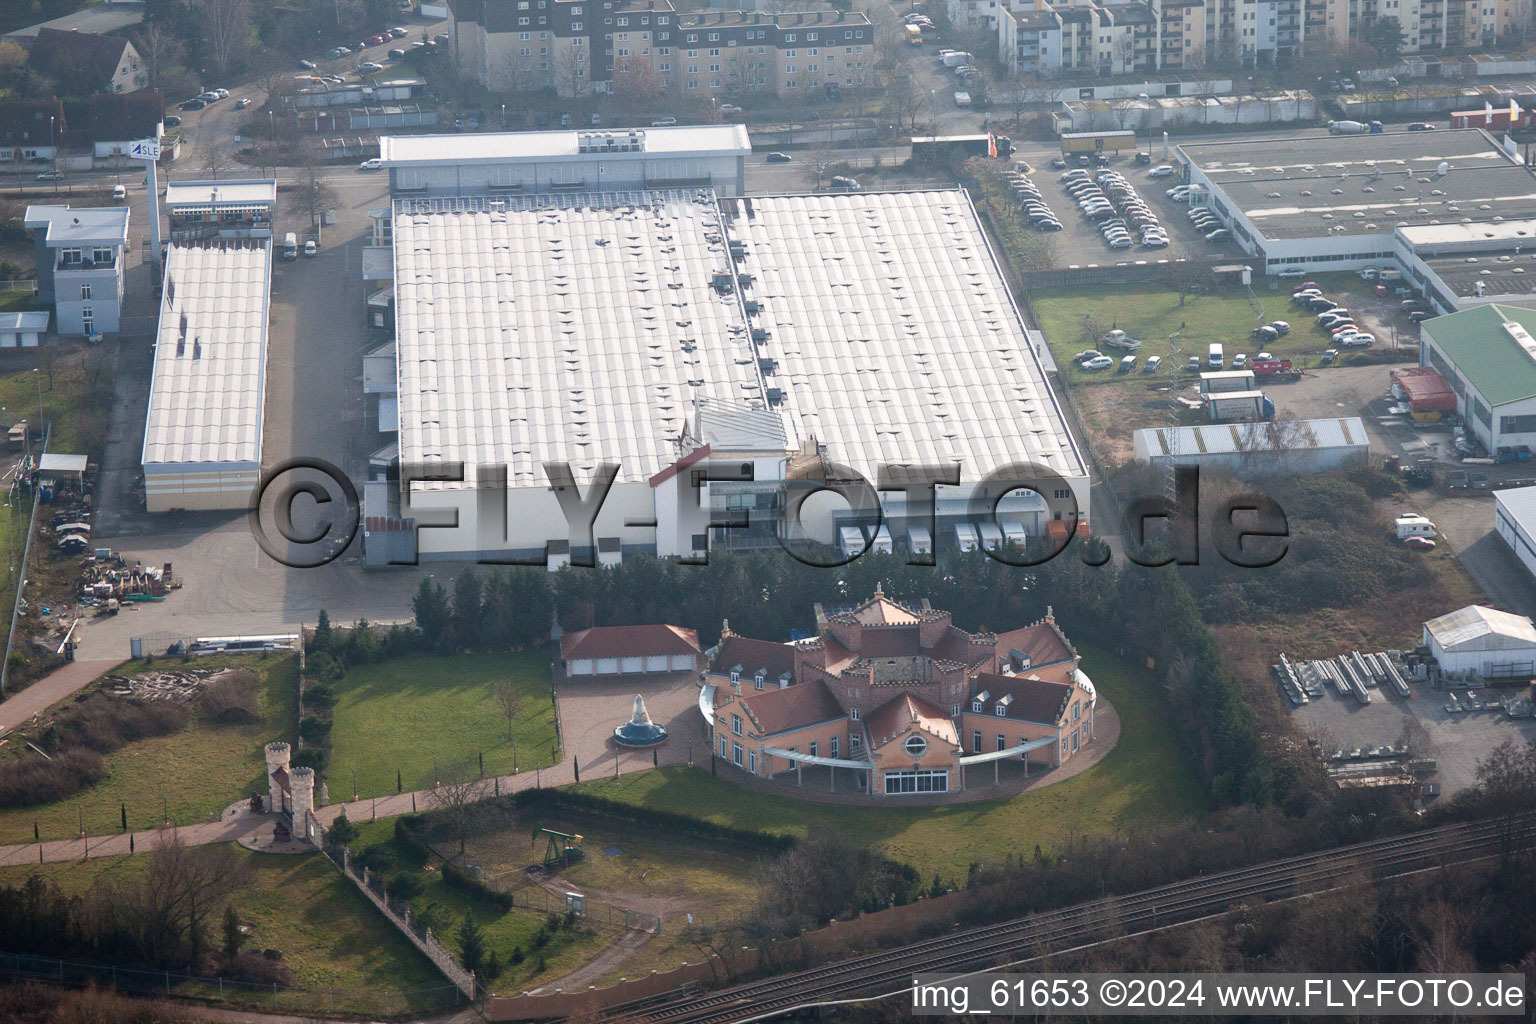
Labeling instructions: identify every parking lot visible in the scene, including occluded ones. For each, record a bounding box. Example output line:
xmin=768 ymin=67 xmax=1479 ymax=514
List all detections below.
xmin=1021 ymin=155 xmax=1245 ymax=268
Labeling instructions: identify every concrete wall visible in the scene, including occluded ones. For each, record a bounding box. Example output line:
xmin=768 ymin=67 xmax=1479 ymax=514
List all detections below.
xmin=143 ymin=465 xmax=259 ymax=512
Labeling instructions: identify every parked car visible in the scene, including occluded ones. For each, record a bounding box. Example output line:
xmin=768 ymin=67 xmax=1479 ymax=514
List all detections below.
xmin=766 ymin=151 xmax=792 ymax=163
xmin=234 ymin=97 xmax=250 ymax=109
xmin=35 ymin=170 xmax=63 ymax=181
xmin=1404 ymin=536 xmax=1436 ymax=549
xmin=1081 ymin=355 xmax=1114 ymax=370
xmin=304 ymin=240 xmax=318 ymax=257
xmin=298 ymin=59 xmax=317 ymax=70
xmin=651 ymin=117 xmax=678 ymax=126
xmin=179 ymin=97 xmax=206 ymax=110
xmin=1204 ymin=228 xmax=1230 ymax=241
xmin=359 ymin=157 xmax=383 ymax=170
xmin=163 ymin=115 xmax=182 ymax=127
xmin=388 ymin=48 xmax=406 ymax=59
xmin=367 ymin=34 xmax=387 ymax=45
xmin=1232 ymin=353 xmax=1248 ymax=370
xmin=1186 ymin=355 xmax=1202 ymax=372
xmin=1276 ymin=267 xmax=1306 ymax=277
xmin=1143 ymin=355 xmax=1162 ymax=373
xmin=112 ymin=184 xmax=126 ymax=202
xmin=1049 ymin=157 xmax=1067 ymax=169
xmin=1252 ymin=325 xmax=1280 ymax=342
xmin=1408 ymin=310 xmax=1433 ymax=323
xmin=210 ymin=88 xmax=229 ymax=98
xmin=1147 ymin=165 xmax=1174 ymax=178
xmin=358 ymin=61 xmax=384 ymax=72
xmin=1407 ymin=122 xmax=1435 ymax=131
xmin=718 ymin=103 xmax=743 ymax=114
xmin=389 ymin=26 xmax=409 ymax=37
xmin=1072 ymin=350 xmax=1103 ymax=363
xmin=1269 ymin=320 xmax=1290 ymax=335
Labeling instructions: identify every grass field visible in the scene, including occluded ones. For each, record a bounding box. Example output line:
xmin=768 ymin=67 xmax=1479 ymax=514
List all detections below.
xmin=328 ymin=652 xmax=559 ymax=801
xmin=347 ymin=819 xmax=605 ymax=992
xmin=0 ymin=655 xmax=299 ymax=845
xmin=0 ymin=847 xmax=452 ymax=1015
xmin=1032 ymin=275 xmax=1396 ymax=387
xmin=573 ymin=645 xmax=1204 ymax=881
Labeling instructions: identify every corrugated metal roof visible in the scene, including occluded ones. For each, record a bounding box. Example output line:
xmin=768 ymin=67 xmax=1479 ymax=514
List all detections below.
xmin=1425 ymin=604 xmax=1536 ymax=649
xmin=731 ymin=190 xmax=1085 ymax=482
xmin=391 ymin=190 xmax=765 ymax=487
xmin=1134 ymin=417 xmax=1368 ymax=458
xmin=1495 ymin=485 xmax=1536 ymax=539
xmin=141 ymin=242 xmax=270 ymax=468
xmin=0 ymin=312 xmax=49 ymax=332
xmin=1423 ymin=304 xmax=1536 ymax=407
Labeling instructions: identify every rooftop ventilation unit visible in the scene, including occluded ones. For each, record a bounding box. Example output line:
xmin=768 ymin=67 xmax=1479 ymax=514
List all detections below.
xmin=1504 ymin=319 xmax=1536 ymax=363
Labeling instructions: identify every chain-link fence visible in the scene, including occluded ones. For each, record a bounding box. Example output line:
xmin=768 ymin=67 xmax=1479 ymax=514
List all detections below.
xmin=0 ymin=950 xmax=470 ymax=1018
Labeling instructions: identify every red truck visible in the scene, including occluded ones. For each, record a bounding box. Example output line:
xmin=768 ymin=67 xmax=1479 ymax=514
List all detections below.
xmin=1251 ymin=357 xmax=1300 ymax=381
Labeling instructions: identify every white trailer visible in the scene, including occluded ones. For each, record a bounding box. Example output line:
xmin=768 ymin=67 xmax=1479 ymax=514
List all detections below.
xmin=1001 ymin=520 xmax=1028 ymax=547
xmin=868 ymin=523 xmax=894 ymax=553
xmin=954 ymin=522 xmax=979 ymax=552
xmin=908 ymin=525 xmax=933 ymax=556
xmin=978 ymin=522 xmax=1003 ymax=550
xmin=1394 ymin=514 xmax=1437 ymax=539
xmin=840 ymin=526 xmax=866 ymax=557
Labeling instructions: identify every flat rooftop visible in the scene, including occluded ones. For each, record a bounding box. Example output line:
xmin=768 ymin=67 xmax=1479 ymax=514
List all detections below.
xmin=1179 ymin=129 xmax=1536 ymax=240
xmin=164 ymin=179 xmax=277 ymax=209
xmin=379 ymin=124 xmax=750 ymax=165
xmin=391 ymin=191 xmax=766 ymax=487
xmin=142 ymin=242 xmax=271 ymax=469
xmin=1421 ymin=250 xmax=1536 ymax=298
xmin=22 ymin=204 xmax=129 ymax=246
xmin=725 ymin=190 xmax=1086 ymax=482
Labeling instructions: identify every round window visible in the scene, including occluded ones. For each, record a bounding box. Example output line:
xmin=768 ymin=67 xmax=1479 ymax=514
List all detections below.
xmin=903 ymin=734 xmax=928 ymax=758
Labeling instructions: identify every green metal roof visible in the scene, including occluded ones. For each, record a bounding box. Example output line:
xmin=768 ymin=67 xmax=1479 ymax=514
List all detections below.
xmin=1424 ymin=304 xmax=1536 ymax=408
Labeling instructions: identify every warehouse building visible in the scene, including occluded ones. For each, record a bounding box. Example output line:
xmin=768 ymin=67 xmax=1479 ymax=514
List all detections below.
xmin=163 ymin=179 xmax=276 ymax=241
xmin=1494 ymin=485 xmax=1536 ymax=585
xmin=1174 ymin=129 xmax=1536 ymax=277
xmin=141 ymin=240 xmax=271 ymax=512
xmin=1419 ymin=304 xmax=1536 ymax=456
xmin=1423 ymin=604 xmax=1536 ymax=679
xmin=1132 ymin=417 xmax=1369 ymax=478
xmin=1397 ymin=219 xmax=1536 ymax=314
xmin=368 ymin=187 xmax=1088 ymax=564
xmin=378 ymin=124 xmax=751 ymax=197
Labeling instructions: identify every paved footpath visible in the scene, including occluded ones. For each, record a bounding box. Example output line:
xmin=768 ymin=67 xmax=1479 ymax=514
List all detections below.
xmin=0 ymin=749 xmax=609 ymax=868
xmin=0 ymin=659 xmax=119 ymax=734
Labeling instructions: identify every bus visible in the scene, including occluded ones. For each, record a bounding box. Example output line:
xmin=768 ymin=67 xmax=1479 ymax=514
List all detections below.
xmin=905 ymin=24 xmax=923 ymax=45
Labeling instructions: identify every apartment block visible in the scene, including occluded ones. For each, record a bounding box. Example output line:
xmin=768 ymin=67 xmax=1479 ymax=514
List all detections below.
xmin=446 ymin=0 xmax=871 ymax=99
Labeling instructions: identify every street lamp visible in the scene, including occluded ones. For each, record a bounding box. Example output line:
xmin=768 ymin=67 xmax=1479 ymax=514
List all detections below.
xmin=31 ymin=369 xmax=42 ymax=447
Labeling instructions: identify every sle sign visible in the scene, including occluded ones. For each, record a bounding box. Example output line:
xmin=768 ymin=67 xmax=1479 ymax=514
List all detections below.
xmin=128 ymin=138 xmax=160 ymax=161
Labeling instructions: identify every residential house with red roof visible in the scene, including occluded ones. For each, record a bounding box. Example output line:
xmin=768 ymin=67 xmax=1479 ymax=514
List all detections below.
xmin=560 ymin=623 xmax=701 ymax=678
xmin=27 ymin=28 xmax=147 ymax=96
xmin=703 ymin=589 xmax=1097 ymax=797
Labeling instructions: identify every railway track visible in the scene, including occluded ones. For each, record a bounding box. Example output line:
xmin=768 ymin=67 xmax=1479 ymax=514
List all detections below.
xmin=616 ymin=814 xmax=1533 ymax=1024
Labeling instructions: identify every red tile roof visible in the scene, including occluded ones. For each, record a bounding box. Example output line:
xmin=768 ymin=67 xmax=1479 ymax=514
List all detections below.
xmin=560 ymin=624 xmax=701 ymax=660
xmin=971 ymin=672 xmax=1074 ymax=724
xmin=736 ymin=678 xmax=844 ymax=737
xmin=27 ymin=29 xmax=130 ymax=93
xmin=86 ymin=90 xmax=162 ymax=143
xmin=865 ymin=692 xmax=959 ymax=749
xmin=993 ymin=621 xmax=1075 ymax=671
xmin=714 ymin=635 xmax=797 ymax=681
xmin=0 ymin=99 xmax=64 ymax=147
xmin=271 ymin=767 xmax=291 ymax=793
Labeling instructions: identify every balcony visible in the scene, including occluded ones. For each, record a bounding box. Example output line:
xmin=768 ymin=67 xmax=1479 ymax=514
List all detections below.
xmin=56 ymin=253 xmax=116 ymax=273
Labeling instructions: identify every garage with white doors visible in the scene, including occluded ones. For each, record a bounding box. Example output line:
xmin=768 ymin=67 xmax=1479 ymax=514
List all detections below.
xmin=560 ymin=624 xmax=702 ymax=679
xmin=0 ymin=312 xmax=48 ymax=348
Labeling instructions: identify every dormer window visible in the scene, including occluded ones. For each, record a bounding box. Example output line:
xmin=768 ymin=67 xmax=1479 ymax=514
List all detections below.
xmin=754 ymin=670 xmax=766 ymax=690
xmin=729 ymin=666 xmax=740 ymax=684
xmin=971 ymin=701 xmax=983 ymax=713
xmin=996 ymin=693 xmax=1014 ymax=717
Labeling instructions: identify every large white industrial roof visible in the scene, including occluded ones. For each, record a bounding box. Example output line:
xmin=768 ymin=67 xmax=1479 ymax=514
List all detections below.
xmin=142 ymin=242 xmax=271 ymax=468
xmin=1425 ymin=604 xmax=1536 ymax=650
xmin=379 ymin=124 xmax=750 ymax=165
xmin=391 ymin=191 xmax=765 ymax=487
xmin=727 ymin=190 xmax=1085 ymax=481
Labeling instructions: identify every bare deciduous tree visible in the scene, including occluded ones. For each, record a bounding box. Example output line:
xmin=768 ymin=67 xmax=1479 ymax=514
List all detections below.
xmin=98 ymin=829 xmax=252 ymax=968
xmin=132 ymin=24 xmax=183 ymax=93
xmin=193 ymin=0 xmax=254 ymax=78
xmin=286 ymin=151 xmax=340 ymax=238
xmin=425 ymin=759 xmax=493 ymax=855
xmin=493 ymin=680 xmax=523 ymax=743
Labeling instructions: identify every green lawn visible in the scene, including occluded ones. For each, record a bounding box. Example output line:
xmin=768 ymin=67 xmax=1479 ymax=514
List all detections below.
xmin=0 ymin=346 xmax=112 ymax=454
xmin=0 ymin=847 xmax=452 ymax=1016
xmin=573 ymin=646 xmax=1204 ymax=881
xmin=0 ymin=655 xmax=299 ymax=844
xmin=348 ymin=820 xmax=605 ymax=993
xmin=328 ymin=652 xmax=559 ymax=801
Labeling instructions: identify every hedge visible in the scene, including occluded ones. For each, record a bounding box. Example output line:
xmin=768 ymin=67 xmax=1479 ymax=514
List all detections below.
xmin=509 ymin=787 xmax=797 ymax=853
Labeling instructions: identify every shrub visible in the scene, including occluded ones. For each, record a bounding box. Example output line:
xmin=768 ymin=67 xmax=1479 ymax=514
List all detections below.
xmin=394 ymin=817 xmax=432 ymax=863
xmin=509 ymin=788 xmax=796 ymax=853
xmin=39 ymin=693 xmax=187 ymax=755
xmin=416 ymin=900 xmax=450 ymax=936
xmin=0 ymin=749 xmax=106 ymax=808
xmin=353 ymin=844 xmax=397 ymax=873
xmin=508 ymin=946 xmax=525 ymax=965
xmin=386 ymin=871 xmax=425 ymax=902
xmin=218 ymin=950 xmax=294 ymax=988
xmin=197 ymin=669 xmax=261 ymax=725
xmin=530 ymin=926 xmax=549 ymax=950
xmin=291 ymin=747 xmax=327 ymax=773
xmin=304 ymin=652 xmax=343 ymax=681
xmin=298 ymin=716 xmax=331 ymax=744
xmin=303 ymin=684 xmax=336 ymax=710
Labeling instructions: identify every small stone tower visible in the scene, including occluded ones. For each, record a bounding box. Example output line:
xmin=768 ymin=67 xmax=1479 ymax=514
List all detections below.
xmin=289 ymin=766 xmax=316 ymax=842
xmin=264 ymin=741 xmax=291 ymax=812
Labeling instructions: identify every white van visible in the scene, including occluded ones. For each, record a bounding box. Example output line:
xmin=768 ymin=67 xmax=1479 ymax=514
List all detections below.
xmin=283 ymin=232 xmax=298 ymax=261
xmin=1208 ymin=342 xmax=1224 ymax=369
